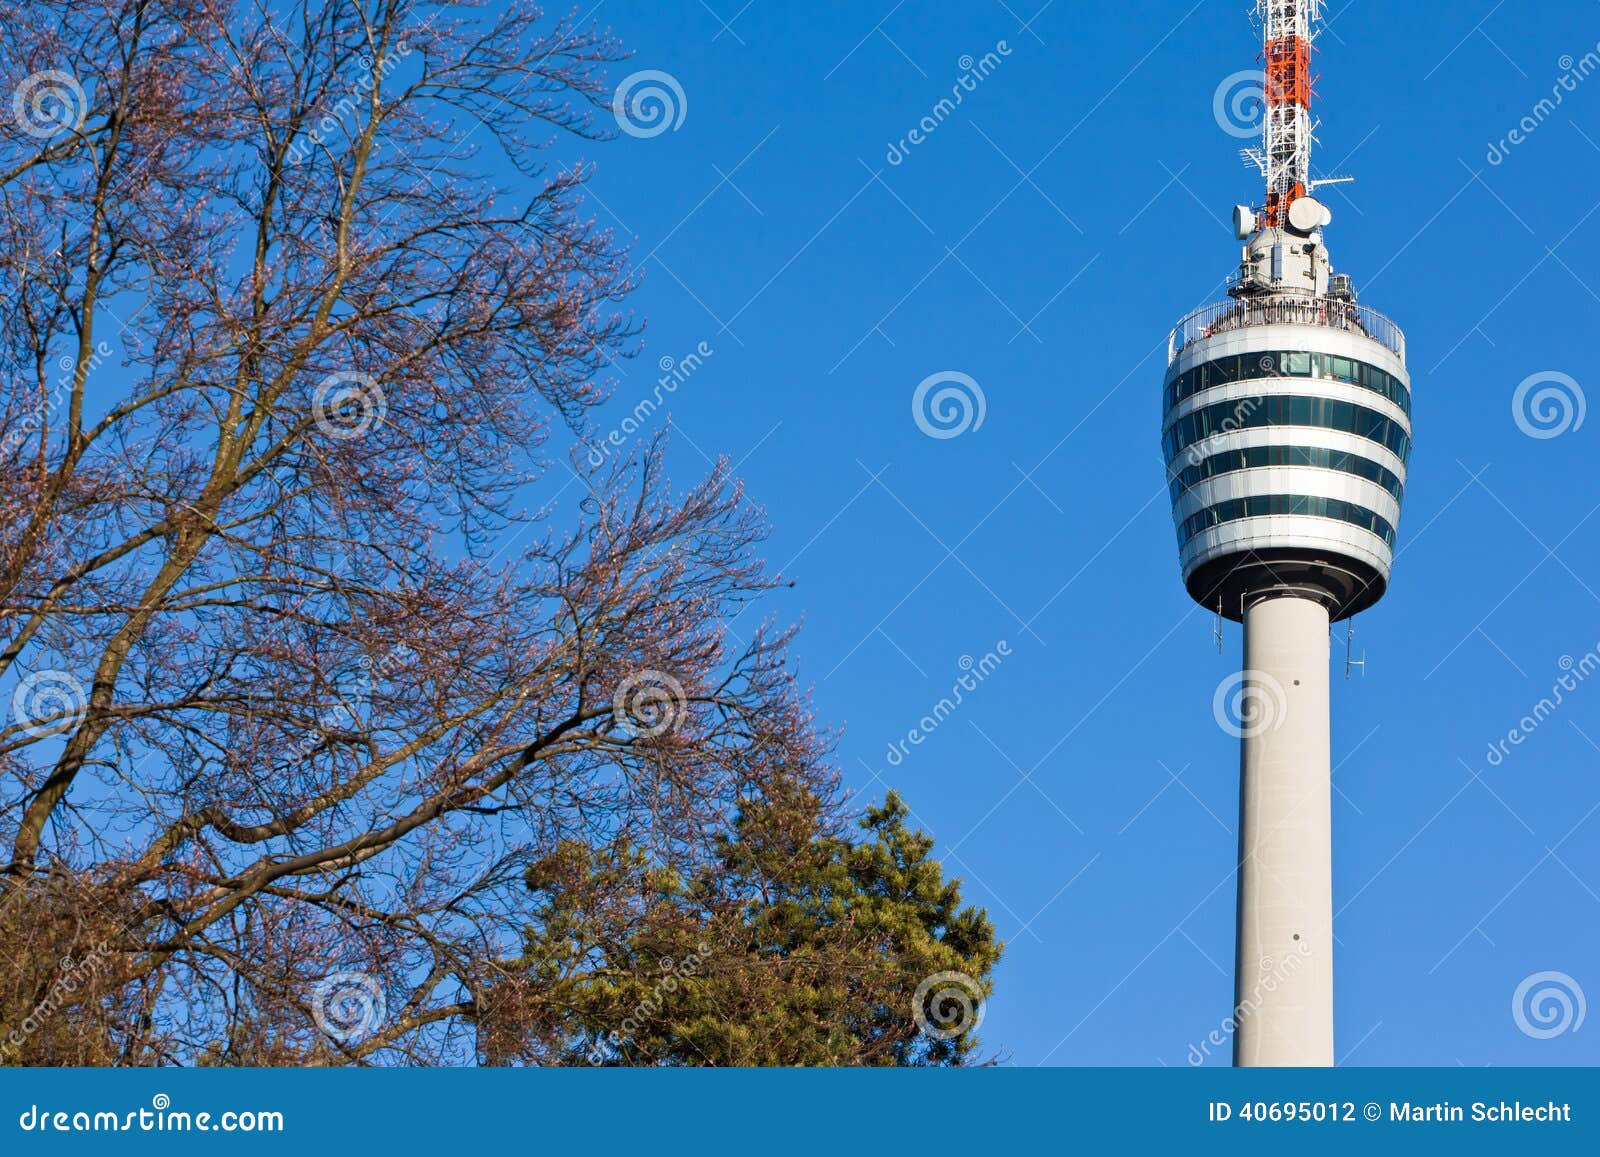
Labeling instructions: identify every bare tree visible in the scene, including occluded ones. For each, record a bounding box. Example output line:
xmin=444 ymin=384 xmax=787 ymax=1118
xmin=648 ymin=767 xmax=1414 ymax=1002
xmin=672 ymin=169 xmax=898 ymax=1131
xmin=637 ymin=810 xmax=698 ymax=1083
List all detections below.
xmin=0 ymin=0 xmax=832 ymax=1064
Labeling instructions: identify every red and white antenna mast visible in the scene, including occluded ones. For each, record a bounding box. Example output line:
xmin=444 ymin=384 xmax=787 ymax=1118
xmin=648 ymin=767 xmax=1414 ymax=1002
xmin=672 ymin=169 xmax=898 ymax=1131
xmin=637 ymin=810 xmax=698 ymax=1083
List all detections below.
xmin=1249 ymin=0 xmax=1322 ymax=228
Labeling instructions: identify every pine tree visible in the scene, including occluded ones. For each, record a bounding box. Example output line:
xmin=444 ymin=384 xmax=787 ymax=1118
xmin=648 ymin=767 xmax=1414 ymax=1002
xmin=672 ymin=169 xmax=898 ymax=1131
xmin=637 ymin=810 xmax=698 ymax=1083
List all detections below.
xmin=489 ymin=785 xmax=1003 ymax=1066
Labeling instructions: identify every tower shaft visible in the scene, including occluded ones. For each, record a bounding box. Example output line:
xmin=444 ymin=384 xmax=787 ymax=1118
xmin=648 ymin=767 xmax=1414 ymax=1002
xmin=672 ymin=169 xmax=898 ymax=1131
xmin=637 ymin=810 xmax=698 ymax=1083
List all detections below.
xmin=1233 ymin=595 xmax=1334 ymax=1066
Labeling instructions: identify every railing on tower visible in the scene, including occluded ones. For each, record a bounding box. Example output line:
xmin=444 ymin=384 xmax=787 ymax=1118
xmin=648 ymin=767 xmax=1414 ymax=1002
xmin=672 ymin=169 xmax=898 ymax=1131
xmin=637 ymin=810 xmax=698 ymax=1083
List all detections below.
xmin=1168 ymin=297 xmax=1406 ymax=364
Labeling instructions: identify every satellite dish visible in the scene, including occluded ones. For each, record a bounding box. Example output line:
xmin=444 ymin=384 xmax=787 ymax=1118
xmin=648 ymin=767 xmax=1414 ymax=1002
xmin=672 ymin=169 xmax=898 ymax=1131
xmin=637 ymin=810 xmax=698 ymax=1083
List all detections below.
xmin=1287 ymin=196 xmax=1332 ymax=234
xmin=1232 ymin=204 xmax=1258 ymax=240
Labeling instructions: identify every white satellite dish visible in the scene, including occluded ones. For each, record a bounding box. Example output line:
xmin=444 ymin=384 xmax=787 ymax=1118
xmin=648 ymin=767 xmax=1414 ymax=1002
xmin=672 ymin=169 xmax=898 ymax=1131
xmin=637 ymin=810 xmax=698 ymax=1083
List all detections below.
xmin=1287 ymin=196 xmax=1332 ymax=234
xmin=1233 ymin=204 xmax=1258 ymax=240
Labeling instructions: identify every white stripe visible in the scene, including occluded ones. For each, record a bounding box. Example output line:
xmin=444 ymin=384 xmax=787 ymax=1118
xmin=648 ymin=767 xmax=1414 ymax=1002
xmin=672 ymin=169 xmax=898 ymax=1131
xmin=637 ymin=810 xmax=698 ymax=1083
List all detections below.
xmin=1180 ymin=518 xmax=1394 ymax=581
xmin=1172 ymin=467 xmax=1401 ymax=527
xmin=1166 ymin=428 xmax=1409 ymax=487
xmin=1166 ymin=320 xmax=1409 ymax=383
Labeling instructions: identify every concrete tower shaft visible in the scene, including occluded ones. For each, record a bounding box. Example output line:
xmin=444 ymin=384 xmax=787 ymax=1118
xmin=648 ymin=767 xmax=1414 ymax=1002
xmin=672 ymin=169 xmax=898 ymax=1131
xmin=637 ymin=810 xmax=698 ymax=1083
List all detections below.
xmin=1233 ymin=596 xmax=1334 ymax=1066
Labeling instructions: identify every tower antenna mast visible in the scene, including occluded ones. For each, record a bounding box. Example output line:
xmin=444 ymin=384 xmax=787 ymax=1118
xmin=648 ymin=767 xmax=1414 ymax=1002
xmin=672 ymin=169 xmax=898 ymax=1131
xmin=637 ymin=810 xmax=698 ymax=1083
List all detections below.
xmin=1248 ymin=0 xmax=1323 ymax=228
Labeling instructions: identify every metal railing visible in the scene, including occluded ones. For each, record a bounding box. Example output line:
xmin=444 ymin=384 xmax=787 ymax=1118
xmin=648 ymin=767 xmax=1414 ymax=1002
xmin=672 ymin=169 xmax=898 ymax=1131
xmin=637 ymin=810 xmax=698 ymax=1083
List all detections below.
xmin=1169 ymin=297 xmax=1406 ymax=364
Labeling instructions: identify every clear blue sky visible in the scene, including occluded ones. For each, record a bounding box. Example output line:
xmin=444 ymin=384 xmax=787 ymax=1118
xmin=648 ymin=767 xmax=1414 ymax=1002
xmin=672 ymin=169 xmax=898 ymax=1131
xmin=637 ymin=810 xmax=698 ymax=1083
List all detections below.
xmin=553 ymin=0 xmax=1600 ymax=1065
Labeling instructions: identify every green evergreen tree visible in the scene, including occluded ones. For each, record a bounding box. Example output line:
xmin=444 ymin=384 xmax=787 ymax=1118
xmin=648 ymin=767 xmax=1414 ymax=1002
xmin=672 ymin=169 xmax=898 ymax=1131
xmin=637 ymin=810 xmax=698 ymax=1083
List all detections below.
xmin=486 ymin=784 xmax=1002 ymax=1065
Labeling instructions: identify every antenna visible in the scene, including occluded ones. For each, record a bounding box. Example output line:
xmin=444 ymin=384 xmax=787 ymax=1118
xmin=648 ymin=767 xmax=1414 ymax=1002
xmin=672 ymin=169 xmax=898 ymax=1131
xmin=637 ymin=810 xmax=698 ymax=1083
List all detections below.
xmin=1244 ymin=0 xmax=1325 ymax=228
xmin=1344 ymin=619 xmax=1366 ymax=680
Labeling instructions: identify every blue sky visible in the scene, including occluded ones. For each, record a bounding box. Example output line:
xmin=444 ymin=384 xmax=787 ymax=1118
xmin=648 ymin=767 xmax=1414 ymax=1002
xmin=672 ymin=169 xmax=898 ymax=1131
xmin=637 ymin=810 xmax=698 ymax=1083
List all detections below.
xmin=553 ymin=0 xmax=1600 ymax=1065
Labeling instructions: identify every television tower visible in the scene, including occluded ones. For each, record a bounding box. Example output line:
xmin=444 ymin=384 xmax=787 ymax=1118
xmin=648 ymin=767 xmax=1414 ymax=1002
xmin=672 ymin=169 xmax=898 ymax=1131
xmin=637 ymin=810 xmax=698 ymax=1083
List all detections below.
xmin=1162 ymin=0 xmax=1410 ymax=1066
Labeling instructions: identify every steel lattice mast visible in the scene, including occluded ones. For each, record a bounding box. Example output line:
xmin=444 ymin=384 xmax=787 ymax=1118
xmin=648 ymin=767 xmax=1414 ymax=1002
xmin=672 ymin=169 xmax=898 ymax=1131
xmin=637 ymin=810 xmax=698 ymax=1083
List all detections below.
xmin=1249 ymin=0 xmax=1323 ymax=227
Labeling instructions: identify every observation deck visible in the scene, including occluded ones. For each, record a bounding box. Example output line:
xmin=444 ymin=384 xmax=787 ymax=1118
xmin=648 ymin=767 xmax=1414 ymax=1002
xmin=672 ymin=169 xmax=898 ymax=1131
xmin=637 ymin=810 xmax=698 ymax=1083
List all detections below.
xmin=1161 ymin=291 xmax=1411 ymax=622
